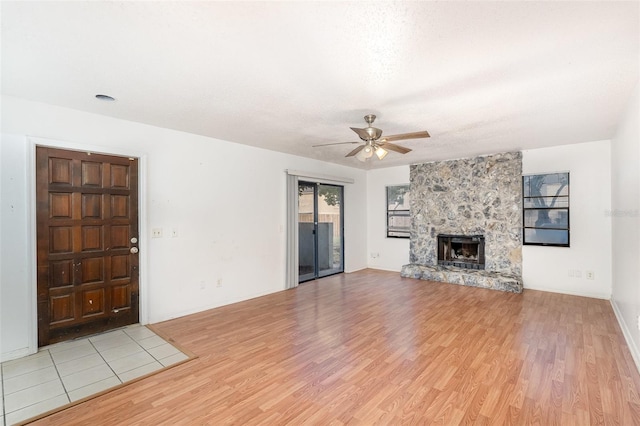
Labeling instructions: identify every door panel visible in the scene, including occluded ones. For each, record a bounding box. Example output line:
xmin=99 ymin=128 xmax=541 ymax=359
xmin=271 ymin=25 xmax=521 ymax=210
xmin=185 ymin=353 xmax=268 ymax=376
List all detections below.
xmin=298 ymin=182 xmax=316 ymax=282
xmin=36 ymin=147 xmax=139 ymax=346
xmin=317 ymin=184 xmax=343 ymax=278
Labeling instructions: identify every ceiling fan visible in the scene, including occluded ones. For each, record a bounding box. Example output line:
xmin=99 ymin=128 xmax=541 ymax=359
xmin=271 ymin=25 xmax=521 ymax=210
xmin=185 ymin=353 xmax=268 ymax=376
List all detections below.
xmin=313 ymin=114 xmax=430 ymax=162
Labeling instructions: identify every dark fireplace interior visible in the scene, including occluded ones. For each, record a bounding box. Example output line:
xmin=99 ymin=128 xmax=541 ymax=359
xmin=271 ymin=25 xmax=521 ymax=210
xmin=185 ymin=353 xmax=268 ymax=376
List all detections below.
xmin=437 ymin=234 xmax=485 ymax=270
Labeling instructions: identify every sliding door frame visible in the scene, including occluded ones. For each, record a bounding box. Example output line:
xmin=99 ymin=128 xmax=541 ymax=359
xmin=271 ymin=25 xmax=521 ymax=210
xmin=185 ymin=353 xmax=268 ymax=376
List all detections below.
xmin=298 ymin=181 xmax=345 ymax=283
xmin=285 ymin=170 xmax=353 ymax=290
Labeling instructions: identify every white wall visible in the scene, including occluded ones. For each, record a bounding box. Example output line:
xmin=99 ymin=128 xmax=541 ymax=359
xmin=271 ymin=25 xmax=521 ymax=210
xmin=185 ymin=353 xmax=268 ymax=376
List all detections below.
xmin=522 ymin=140 xmax=612 ymax=299
xmin=610 ymin=84 xmax=640 ymax=369
xmin=366 ymin=166 xmax=410 ymax=271
xmin=0 ymin=95 xmax=367 ymax=361
xmin=0 ymin=136 xmax=35 ymax=360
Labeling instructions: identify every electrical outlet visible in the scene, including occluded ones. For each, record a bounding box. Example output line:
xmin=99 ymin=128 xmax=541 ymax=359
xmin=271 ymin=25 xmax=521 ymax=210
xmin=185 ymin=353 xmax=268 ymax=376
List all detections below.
xmin=217 ymin=279 xmax=223 ymax=288
xmin=586 ymin=271 xmax=594 ymax=280
xmin=200 ymin=280 xmax=205 ymax=290
xmin=152 ymin=228 xmax=163 ymax=238
xmin=171 ymin=228 xmax=179 ymax=238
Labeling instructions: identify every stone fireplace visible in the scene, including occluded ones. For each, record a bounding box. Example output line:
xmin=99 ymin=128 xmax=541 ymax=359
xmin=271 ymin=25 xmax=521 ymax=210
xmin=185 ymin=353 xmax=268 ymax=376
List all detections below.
xmin=400 ymin=152 xmax=523 ymax=293
xmin=437 ymin=234 xmax=485 ymax=270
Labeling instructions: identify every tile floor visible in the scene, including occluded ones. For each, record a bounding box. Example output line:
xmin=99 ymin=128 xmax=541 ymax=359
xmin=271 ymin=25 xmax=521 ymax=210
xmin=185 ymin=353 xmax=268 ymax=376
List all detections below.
xmin=1 ymin=324 xmax=190 ymax=426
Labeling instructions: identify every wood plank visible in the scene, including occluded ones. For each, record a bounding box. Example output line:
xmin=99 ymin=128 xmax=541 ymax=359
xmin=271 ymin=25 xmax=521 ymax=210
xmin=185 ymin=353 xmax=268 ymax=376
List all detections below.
xmin=29 ymin=269 xmax=640 ymax=425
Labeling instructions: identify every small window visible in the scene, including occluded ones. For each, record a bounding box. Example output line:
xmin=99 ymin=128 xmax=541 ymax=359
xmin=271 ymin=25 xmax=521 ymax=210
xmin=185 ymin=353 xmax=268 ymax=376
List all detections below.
xmin=523 ymin=173 xmax=569 ymax=246
xmin=387 ymin=185 xmax=410 ymax=238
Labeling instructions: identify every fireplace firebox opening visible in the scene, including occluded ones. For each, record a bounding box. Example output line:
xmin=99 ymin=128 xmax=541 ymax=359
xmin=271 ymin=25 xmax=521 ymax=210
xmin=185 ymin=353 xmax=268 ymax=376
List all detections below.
xmin=437 ymin=234 xmax=485 ymax=270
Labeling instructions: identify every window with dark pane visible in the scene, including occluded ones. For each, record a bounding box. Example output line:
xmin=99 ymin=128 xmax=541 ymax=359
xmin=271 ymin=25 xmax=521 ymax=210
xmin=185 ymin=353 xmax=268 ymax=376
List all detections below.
xmin=387 ymin=185 xmax=410 ymax=238
xmin=522 ymin=172 xmax=569 ymax=246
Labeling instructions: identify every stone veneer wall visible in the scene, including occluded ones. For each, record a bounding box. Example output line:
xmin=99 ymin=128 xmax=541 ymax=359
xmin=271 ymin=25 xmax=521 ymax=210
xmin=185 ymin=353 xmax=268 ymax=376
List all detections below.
xmin=409 ymin=151 xmax=523 ymax=276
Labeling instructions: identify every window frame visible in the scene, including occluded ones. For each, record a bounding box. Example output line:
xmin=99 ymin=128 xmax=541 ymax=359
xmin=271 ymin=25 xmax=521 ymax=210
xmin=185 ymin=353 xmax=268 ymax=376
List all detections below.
xmin=386 ymin=184 xmax=411 ymax=239
xmin=522 ymin=172 xmax=570 ymax=247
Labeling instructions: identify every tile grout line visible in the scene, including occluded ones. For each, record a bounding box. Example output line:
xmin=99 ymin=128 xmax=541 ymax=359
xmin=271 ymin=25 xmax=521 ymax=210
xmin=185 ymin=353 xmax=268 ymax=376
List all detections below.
xmin=87 ymin=337 xmax=124 ymax=388
xmin=1 ymin=327 xmax=186 ymax=424
xmin=107 ymin=331 xmax=152 ymax=378
xmin=2 ymin=350 xmax=68 ymax=420
xmin=47 ymin=349 xmax=71 ymax=406
xmin=94 ymin=328 xmax=173 ymax=381
xmin=3 ymin=337 xmax=124 ymax=422
xmin=138 ymin=337 xmax=164 ymax=365
xmin=122 ymin=330 xmax=166 ymax=376
xmin=124 ymin=329 xmax=158 ymax=362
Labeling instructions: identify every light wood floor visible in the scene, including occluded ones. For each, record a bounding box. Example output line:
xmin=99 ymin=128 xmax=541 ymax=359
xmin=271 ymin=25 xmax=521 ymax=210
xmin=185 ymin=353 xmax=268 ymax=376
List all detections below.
xmin=31 ymin=269 xmax=640 ymax=425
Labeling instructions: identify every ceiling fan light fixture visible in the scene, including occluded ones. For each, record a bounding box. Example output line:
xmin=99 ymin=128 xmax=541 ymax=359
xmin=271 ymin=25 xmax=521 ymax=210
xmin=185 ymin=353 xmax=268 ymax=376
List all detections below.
xmin=356 ymin=144 xmax=374 ymax=161
xmin=363 ymin=145 xmax=373 ymax=158
xmin=375 ymin=146 xmax=388 ymax=160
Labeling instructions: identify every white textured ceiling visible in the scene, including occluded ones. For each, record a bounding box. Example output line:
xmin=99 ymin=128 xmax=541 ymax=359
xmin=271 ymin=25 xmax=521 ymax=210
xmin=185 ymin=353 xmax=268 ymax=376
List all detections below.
xmin=2 ymin=1 xmax=638 ymax=169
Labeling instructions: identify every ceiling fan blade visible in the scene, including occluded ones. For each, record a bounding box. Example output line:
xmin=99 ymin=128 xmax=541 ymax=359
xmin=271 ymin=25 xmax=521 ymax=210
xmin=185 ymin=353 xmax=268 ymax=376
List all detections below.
xmin=346 ymin=145 xmax=365 ymax=157
xmin=381 ymin=131 xmax=430 ymax=143
xmin=381 ymin=142 xmax=412 ymax=154
xmin=312 ymin=141 xmax=359 ymax=147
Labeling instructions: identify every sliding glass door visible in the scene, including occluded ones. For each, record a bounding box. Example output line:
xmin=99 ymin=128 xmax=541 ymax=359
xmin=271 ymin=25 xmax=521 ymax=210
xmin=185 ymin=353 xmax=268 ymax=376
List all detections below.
xmin=298 ymin=181 xmax=344 ymax=282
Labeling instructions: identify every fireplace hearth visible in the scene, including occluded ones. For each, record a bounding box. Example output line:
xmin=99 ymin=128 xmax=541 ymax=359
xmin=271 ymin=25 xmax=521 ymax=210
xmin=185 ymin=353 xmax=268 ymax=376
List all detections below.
xmin=437 ymin=234 xmax=485 ymax=270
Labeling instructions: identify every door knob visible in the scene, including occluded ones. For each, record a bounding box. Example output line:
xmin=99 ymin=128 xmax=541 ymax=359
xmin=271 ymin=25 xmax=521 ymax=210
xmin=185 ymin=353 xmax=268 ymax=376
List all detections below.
xmin=130 ymin=247 xmax=139 ymax=254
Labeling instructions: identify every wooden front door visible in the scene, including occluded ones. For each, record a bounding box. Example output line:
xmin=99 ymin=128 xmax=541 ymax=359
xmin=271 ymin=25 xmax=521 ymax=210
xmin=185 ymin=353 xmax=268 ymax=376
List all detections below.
xmin=36 ymin=147 xmax=139 ymax=346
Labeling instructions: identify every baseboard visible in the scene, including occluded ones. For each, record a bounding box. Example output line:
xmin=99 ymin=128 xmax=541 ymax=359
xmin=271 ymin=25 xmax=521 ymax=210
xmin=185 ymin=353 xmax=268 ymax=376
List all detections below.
xmin=1 ymin=346 xmax=36 ymax=363
xmin=150 ymin=288 xmax=281 ymax=324
xmin=523 ymin=284 xmax=610 ymax=300
xmin=365 ymin=266 xmax=401 ymax=273
xmin=610 ymin=299 xmax=640 ymax=374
